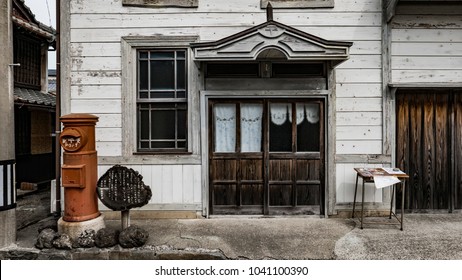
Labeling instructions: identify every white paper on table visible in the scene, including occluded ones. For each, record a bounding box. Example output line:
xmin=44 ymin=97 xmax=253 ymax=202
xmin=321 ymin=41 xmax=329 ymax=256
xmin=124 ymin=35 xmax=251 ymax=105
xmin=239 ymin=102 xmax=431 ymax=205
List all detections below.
xmin=381 ymin=167 xmax=406 ymax=175
xmin=373 ymin=175 xmax=401 ymax=189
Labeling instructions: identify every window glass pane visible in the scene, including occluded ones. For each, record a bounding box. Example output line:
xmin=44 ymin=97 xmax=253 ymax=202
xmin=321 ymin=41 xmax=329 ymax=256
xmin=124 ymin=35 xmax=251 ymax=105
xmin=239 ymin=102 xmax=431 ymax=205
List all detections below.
xmin=177 ymin=108 xmax=187 ymax=140
xmin=177 ymin=91 xmax=186 ymax=98
xmin=151 ymin=109 xmax=175 ymax=139
xmin=177 ymin=141 xmax=186 ymax=148
xmin=207 ymin=63 xmax=259 ymax=77
xmin=177 ymin=60 xmax=186 ymax=90
xmin=214 ymin=104 xmax=236 ymax=152
xmin=176 ymin=51 xmax=186 ymax=59
xmin=297 ymin=103 xmax=320 ymax=152
xmin=151 ymin=60 xmax=174 ymax=90
xmin=241 ymin=104 xmax=263 ymax=152
xmin=139 ymin=60 xmax=149 ymax=91
xmin=150 ymin=91 xmax=174 ymax=99
xmin=150 ymin=51 xmax=174 ymax=59
xmin=270 ymin=103 xmax=292 ymax=152
xmin=140 ymin=142 xmax=149 ymax=149
xmin=139 ymin=109 xmax=150 ymax=140
xmin=139 ymin=91 xmax=148 ymax=99
xmin=151 ymin=141 xmax=175 ymax=149
xmin=139 ymin=51 xmax=148 ymax=59
xmin=272 ymin=63 xmax=324 ymax=77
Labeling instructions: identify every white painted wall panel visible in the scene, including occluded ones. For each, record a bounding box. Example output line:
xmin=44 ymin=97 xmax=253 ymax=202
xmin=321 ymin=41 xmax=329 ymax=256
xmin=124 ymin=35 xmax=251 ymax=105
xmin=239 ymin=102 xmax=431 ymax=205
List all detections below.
xmin=71 ymin=42 xmax=121 ymax=57
xmin=335 ymin=69 xmax=382 ymax=83
xmin=71 ymin=100 xmax=121 ymax=114
xmin=392 ymin=42 xmax=462 ymax=56
xmin=391 ymin=70 xmax=462 ymax=84
xmin=71 ymin=85 xmax=122 ymax=100
xmin=71 ymin=57 xmax=122 ymax=71
xmin=337 ymin=112 xmax=382 ymax=126
xmin=150 ymin=166 xmax=163 ymax=204
xmin=336 ymin=98 xmax=382 ymax=112
xmin=392 ymin=56 xmax=462 ymax=70
xmin=70 ymin=0 xmax=381 ymax=14
xmin=349 ymin=41 xmax=382 ymax=55
xmin=391 ymin=11 xmax=462 ymax=84
xmin=336 ymin=84 xmax=382 ymax=98
xmin=161 ymin=166 xmax=174 ymax=203
xmin=392 ymin=29 xmax=462 ymax=42
xmin=337 ymin=126 xmax=382 ymax=140
xmin=96 ymin=142 xmax=122 ymax=157
xmin=70 ymin=13 xmax=380 ymax=29
xmin=337 ymin=54 xmax=381 ymax=69
xmin=70 ymin=27 xmax=383 ymax=43
xmin=97 ymin=114 xmax=122 ymax=128
xmin=336 ymin=140 xmax=382 ymax=155
xmin=172 ymin=165 xmax=183 ymax=204
xmin=97 ymin=164 xmax=202 ymax=208
xmin=336 ymin=163 xmax=383 ymax=203
xmin=71 ymin=71 xmax=122 ymax=85
xmin=96 ymin=128 xmax=122 ymax=142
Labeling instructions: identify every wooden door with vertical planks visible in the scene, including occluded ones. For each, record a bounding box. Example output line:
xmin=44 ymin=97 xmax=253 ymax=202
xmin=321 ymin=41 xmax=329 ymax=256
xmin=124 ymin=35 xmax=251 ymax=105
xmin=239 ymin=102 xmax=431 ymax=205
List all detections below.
xmin=396 ymin=89 xmax=462 ymax=211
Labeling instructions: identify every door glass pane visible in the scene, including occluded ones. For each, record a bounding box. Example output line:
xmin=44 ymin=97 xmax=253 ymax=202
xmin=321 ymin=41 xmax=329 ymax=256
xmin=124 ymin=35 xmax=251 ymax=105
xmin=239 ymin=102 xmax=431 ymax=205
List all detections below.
xmin=214 ymin=104 xmax=236 ymax=152
xmin=241 ymin=104 xmax=263 ymax=152
xmin=270 ymin=103 xmax=292 ymax=152
xmin=297 ymin=103 xmax=320 ymax=152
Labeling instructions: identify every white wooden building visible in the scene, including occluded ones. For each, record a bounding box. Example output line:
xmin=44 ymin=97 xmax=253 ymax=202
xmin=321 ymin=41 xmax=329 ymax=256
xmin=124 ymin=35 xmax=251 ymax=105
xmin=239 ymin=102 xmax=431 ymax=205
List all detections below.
xmin=61 ymin=0 xmax=462 ymax=217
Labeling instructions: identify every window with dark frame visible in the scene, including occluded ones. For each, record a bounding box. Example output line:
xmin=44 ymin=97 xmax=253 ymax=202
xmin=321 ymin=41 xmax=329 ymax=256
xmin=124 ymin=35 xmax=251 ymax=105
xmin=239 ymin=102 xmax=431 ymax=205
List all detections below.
xmin=136 ymin=49 xmax=188 ymax=152
xmin=14 ymin=34 xmax=42 ymax=90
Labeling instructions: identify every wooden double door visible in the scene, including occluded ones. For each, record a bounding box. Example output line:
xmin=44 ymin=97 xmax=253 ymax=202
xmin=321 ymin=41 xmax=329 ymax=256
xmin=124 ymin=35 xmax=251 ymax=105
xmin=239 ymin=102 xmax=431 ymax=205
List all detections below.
xmin=396 ymin=89 xmax=462 ymax=211
xmin=209 ymin=99 xmax=325 ymax=215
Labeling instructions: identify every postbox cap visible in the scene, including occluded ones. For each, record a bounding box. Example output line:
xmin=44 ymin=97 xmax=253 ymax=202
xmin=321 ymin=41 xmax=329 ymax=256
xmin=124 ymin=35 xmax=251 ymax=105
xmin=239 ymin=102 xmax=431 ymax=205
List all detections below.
xmin=61 ymin=113 xmax=99 ymax=124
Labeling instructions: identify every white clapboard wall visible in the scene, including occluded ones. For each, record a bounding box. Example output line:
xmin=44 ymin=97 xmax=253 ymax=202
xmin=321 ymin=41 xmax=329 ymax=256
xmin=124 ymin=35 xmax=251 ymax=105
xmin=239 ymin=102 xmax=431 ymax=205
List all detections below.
xmin=67 ymin=0 xmax=384 ymax=208
xmin=391 ymin=2 xmax=462 ymax=84
xmin=97 ymin=165 xmax=202 ymax=211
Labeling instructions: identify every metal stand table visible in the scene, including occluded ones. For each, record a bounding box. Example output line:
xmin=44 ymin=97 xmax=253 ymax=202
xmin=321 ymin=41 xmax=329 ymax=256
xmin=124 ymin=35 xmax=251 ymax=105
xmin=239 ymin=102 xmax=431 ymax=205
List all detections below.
xmin=352 ymin=168 xmax=409 ymax=231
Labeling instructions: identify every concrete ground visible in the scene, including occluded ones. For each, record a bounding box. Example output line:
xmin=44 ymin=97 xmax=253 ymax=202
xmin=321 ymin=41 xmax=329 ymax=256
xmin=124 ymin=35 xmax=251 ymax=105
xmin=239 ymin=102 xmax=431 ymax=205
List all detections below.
xmin=3 ymin=189 xmax=462 ymax=260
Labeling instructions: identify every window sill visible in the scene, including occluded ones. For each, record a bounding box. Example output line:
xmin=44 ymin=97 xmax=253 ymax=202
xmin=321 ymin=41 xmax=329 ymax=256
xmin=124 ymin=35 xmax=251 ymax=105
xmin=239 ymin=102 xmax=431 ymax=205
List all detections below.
xmin=133 ymin=151 xmax=193 ymax=156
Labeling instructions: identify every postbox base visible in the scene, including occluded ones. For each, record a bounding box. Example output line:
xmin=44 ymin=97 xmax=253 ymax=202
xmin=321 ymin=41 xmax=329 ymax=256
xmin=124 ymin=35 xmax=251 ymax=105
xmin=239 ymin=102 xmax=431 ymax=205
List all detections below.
xmin=58 ymin=214 xmax=105 ymax=241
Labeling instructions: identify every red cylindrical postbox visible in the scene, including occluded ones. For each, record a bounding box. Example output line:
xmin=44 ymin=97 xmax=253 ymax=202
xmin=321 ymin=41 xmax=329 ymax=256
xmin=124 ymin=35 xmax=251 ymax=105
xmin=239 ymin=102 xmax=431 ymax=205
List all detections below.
xmin=60 ymin=113 xmax=100 ymax=222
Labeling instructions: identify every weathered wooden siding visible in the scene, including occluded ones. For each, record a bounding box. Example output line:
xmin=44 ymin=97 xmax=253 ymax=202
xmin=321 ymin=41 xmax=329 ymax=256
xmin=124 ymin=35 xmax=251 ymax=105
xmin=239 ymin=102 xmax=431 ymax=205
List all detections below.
xmin=66 ymin=0 xmax=383 ymax=209
xmin=391 ymin=2 xmax=462 ymax=84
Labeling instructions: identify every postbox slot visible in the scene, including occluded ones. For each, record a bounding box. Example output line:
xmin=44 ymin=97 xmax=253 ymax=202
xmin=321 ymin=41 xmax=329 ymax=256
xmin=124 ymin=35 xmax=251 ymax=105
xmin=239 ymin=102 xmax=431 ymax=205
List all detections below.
xmin=62 ymin=164 xmax=86 ymax=188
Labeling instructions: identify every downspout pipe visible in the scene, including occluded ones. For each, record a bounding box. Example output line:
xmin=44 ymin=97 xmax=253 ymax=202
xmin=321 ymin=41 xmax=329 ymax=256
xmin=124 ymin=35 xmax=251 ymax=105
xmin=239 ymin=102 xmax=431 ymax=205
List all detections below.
xmin=54 ymin=0 xmax=61 ymax=215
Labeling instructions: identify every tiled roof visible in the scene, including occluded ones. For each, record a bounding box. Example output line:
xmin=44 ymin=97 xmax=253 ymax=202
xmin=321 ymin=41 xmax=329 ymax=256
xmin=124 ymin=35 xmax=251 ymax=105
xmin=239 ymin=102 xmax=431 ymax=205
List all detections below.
xmin=14 ymin=87 xmax=56 ymax=107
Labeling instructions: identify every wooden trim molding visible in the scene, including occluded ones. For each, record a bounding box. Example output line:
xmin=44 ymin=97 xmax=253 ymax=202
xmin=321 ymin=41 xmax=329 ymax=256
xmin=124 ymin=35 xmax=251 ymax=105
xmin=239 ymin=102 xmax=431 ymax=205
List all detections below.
xmin=122 ymin=0 xmax=198 ymax=8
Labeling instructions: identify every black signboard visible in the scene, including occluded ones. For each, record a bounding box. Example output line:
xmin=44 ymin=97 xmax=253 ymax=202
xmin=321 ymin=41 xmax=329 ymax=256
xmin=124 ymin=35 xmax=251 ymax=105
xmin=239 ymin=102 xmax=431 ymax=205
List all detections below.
xmin=97 ymin=165 xmax=152 ymax=211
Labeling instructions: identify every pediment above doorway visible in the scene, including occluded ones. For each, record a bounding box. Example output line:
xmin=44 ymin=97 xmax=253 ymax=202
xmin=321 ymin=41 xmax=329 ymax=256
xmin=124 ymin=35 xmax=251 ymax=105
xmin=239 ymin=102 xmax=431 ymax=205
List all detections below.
xmin=191 ymin=20 xmax=353 ymax=67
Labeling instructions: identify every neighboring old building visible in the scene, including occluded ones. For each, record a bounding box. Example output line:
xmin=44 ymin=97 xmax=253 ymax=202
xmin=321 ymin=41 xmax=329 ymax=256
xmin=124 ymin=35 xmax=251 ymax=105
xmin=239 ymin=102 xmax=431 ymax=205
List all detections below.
xmin=12 ymin=0 xmax=56 ymax=190
xmin=61 ymin=0 xmax=462 ymax=217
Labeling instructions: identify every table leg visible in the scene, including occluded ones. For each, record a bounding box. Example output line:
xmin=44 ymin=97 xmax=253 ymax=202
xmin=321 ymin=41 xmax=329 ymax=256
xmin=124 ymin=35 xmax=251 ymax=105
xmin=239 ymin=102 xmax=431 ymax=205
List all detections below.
xmin=389 ymin=184 xmax=395 ymax=219
xmin=401 ymin=180 xmax=406 ymax=231
xmin=352 ymin=174 xmax=359 ymax=218
xmin=360 ymin=178 xmax=365 ymax=229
